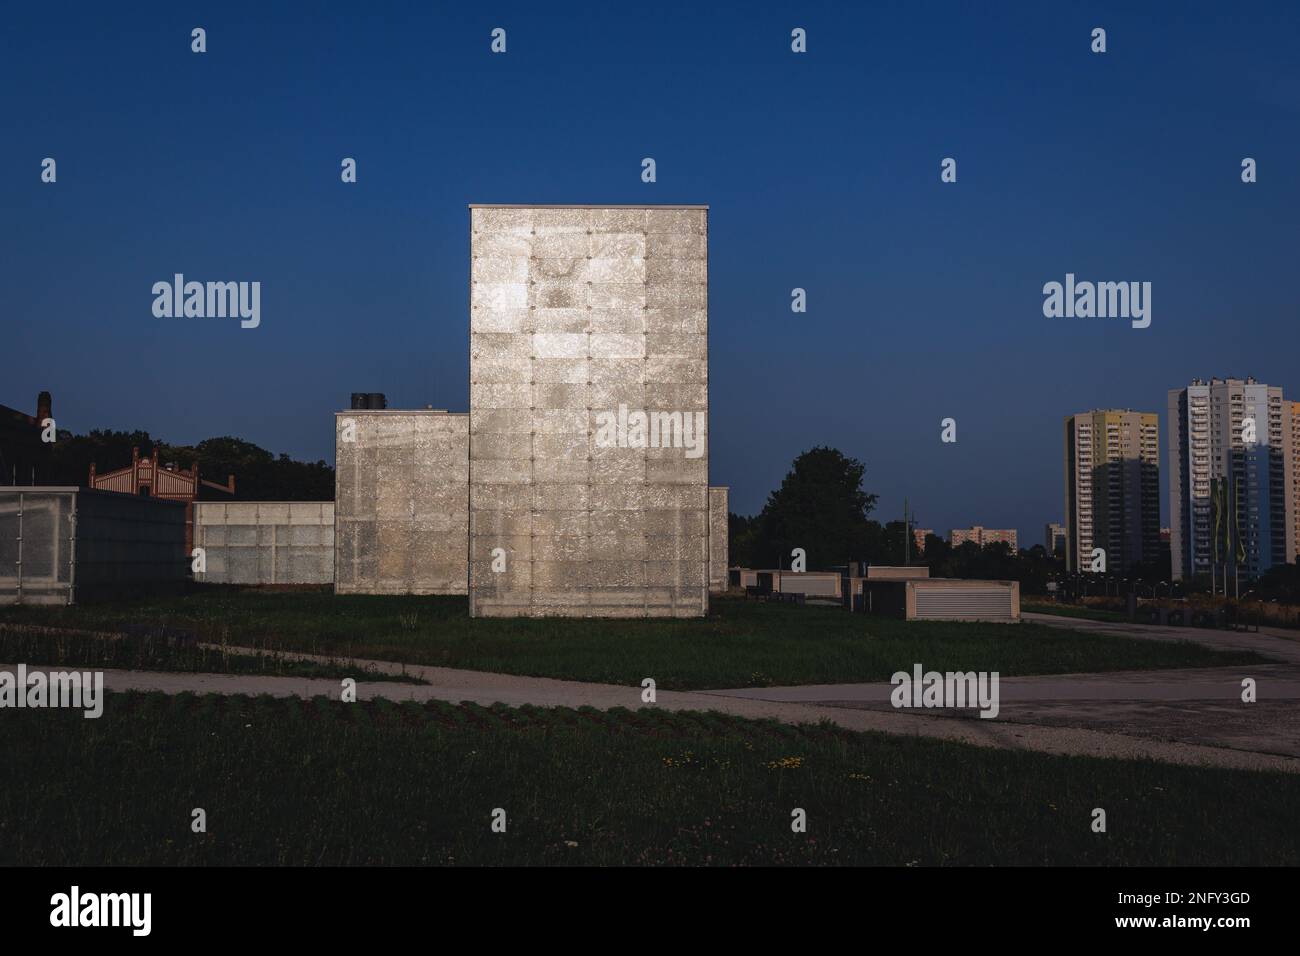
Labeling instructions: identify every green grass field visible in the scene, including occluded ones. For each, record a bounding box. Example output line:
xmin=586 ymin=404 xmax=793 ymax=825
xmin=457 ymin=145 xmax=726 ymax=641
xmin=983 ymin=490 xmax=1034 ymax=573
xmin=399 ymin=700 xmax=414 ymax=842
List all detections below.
xmin=0 ymin=587 xmax=1265 ymax=689
xmin=2 ymin=691 xmax=1296 ymax=866
xmin=1022 ymin=602 xmax=1133 ymax=623
xmin=0 ymin=624 xmax=427 ymax=684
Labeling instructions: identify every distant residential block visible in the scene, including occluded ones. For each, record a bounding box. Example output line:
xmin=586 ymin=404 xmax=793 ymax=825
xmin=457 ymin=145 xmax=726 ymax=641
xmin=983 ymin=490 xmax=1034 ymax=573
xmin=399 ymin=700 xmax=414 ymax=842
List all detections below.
xmin=1168 ymin=378 xmax=1291 ymax=580
xmin=1289 ymin=402 xmax=1300 ymax=565
xmin=1065 ymin=409 xmax=1160 ymax=575
xmin=950 ymin=526 xmax=1018 ymax=551
xmin=1044 ymin=522 xmax=1067 ymax=556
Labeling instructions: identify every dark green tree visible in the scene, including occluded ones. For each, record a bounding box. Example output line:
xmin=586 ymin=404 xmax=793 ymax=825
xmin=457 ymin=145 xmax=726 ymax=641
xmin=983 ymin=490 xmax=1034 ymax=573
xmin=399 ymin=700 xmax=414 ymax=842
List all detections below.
xmin=727 ymin=512 xmax=758 ymax=568
xmin=49 ymin=429 xmax=156 ymax=486
xmin=750 ymin=446 xmax=878 ymax=570
xmin=921 ymin=533 xmax=951 ymax=568
xmin=48 ymin=429 xmax=333 ymax=501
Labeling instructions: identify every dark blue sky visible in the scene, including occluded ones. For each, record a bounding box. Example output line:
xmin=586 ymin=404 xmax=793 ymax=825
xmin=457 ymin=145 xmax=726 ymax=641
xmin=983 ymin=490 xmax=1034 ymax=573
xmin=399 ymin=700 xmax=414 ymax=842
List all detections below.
xmin=4 ymin=1 xmax=1298 ymax=543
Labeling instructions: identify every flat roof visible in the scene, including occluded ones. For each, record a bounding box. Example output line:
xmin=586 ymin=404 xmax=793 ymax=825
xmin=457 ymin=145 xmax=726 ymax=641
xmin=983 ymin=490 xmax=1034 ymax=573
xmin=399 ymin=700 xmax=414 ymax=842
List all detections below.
xmin=0 ymin=486 xmax=186 ymax=499
xmin=0 ymin=486 xmax=81 ymax=493
xmin=195 ymin=501 xmax=332 ymax=508
xmin=334 ymin=409 xmax=467 ymax=416
xmin=468 ymin=203 xmax=708 ymax=209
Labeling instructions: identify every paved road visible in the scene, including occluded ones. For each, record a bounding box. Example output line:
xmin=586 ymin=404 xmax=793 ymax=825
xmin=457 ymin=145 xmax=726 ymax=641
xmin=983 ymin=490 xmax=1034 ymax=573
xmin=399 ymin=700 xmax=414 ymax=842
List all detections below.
xmin=7 ymin=635 xmax=1300 ymax=774
xmin=707 ymin=665 xmax=1300 ymax=704
xmin=703 ymin=615 xmax=1300 ymax=760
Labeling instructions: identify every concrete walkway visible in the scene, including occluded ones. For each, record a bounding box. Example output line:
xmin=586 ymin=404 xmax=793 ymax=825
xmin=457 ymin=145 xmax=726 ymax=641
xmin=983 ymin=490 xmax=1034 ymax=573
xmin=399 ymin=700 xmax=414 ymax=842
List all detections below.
xmin=705 ymin=665 xmax=1300 ymax=762
xmin=707 ymin=666 xmax=1300 ymax=704
xmin=701 ymin=615 xmax=1300 ymax=762
xmin=8 ymin=635 xmax=1300 ymax=774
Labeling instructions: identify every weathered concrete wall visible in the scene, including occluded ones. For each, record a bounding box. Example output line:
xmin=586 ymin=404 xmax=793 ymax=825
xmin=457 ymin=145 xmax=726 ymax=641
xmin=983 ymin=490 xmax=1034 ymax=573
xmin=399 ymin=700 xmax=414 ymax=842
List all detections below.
xmin=334 ymin=411 xmax=469 ymax=595
xmin=468 ymin=205 xmax=709 ymax=617
xmin=708 ymin=486 xmax=728 ymax=592
xmin=194 ymin=501 xmax=334 ymax=585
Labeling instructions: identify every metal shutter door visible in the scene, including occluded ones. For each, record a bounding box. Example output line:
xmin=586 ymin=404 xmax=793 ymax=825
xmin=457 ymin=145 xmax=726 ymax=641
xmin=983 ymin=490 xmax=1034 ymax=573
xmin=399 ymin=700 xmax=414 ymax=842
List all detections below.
xmin=914 ymin=586 xmax=1013 ymax=621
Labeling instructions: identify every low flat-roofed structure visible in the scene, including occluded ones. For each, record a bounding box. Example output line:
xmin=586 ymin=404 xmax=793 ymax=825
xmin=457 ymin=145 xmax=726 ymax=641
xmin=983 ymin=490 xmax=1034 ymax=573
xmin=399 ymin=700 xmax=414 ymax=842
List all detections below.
xmin=857 ymin=577 xmax=1020 ymax=621
xmin=865 ymin=565 xmax=930 ymax=580
xmin=906 ymin=578 xmax=1019 ymax=621
xmin=735 ymin=568 xmax=844 ymax=599
xmin=0 ymin=487 xmax=186 ymax=605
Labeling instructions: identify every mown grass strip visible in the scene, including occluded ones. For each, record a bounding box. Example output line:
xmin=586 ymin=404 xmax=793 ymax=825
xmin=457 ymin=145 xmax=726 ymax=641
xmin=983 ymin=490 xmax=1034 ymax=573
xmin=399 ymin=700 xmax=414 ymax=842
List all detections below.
xmin=2 ymin=691 xmax=1299 ymax=866
xmin=0 ymin=589 xmax=1267 ymax=689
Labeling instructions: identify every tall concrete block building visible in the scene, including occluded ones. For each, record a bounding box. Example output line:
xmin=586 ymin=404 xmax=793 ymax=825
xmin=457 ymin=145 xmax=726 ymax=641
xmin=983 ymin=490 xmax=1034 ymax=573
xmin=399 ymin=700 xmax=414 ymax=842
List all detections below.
xmin=468 ymin=205 xmax=709 ymax=617
xmin=1288 ymin=401 xmax=1300 ymax=566
xmin=1044 ymin=522 xmax=1067 ymax=556
xmin=334 ymin=410 xmax=469 ymax=594
xmin=1064 ymin=410 xmax=1160 ymax=574
xmin=1168 ymin=378 xmax=1290 ymax=580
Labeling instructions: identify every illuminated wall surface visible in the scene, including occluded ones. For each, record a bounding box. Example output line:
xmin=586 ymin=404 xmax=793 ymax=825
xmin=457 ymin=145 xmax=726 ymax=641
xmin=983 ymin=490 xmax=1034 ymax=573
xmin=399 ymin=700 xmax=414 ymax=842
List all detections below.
xmin=468 ymin=205 xmax=709 ymax=617
xmin=708 ymin=486 xmax=729 ymax=592
xmin=194 ymin=501 xmax=334 ymax=585
xmin=334 ymin=411 xmax=469 ymax=595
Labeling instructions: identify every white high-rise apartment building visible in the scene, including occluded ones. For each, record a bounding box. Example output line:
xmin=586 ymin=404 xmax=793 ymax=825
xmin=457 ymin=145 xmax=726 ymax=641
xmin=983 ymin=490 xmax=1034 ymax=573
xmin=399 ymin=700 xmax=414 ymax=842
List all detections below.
xmin=1287 ymin=401 xmax=1300 ymax=566
xmin=1168 ymin=378 xmax=1290 ymax=580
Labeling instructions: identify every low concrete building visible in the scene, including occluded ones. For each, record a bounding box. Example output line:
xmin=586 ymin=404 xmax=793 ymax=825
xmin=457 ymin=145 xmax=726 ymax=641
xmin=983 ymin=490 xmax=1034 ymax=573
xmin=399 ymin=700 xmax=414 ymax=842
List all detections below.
xmin=769 ymin=570 xmax=842 ymax=598
xmin=736 ymin=569 xmax=844 ymax=599
xmin=865 ymin=565 xmax=930 ymax=580
xmin=861 ymin=577 xmax=1019 ymax=621
xmin=907 ymin=579 xmax=1019 ymax=621
xmin=0 ymin=487 xmax=186 ymax=605
xmin=334 ymin=409 xmax=469 ymax=595
xmin=732 ymin=564 xmax=1016 ymax=621
xmin=194 ymin=501 xmax=334 ymax=585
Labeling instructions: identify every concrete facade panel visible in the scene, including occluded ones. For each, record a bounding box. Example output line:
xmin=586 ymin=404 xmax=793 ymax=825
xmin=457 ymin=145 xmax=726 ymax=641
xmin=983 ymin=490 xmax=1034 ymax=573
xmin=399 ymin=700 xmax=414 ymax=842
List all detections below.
xmin=469 ymin=205 xmax=708 ymax=617
xmin=709 ymin=486 xmax=729 ymax=592
xmin=334 ymin=411 xmax=469 ymax=595
xmin=194 ymin=501 xmax=334 ymax=585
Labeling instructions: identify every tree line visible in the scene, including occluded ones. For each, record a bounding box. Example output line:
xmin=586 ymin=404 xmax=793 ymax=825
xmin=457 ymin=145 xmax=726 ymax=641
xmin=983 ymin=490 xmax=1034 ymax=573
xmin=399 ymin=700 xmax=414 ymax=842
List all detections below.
xmin=727 ymin=446 xmax=1073 ymax=591
xmin=47 ymin=430 xmax=334 ymax=501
